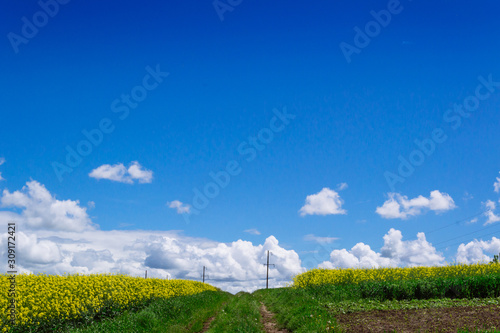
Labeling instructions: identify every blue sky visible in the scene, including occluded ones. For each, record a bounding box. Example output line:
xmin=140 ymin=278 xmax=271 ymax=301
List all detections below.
xmin=1 ymin=0 xmax=500 ymax=291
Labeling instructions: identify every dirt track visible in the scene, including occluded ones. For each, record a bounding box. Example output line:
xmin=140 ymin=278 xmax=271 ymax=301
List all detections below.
xmin=259 ymin=303 xmax=290 ymax=333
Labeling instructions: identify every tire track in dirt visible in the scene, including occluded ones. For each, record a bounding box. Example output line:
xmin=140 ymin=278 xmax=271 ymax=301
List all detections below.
xmin=200 ymin=315 xmax=216 ymax=332
xmin=259 ymin=302 xmax=290 ymax=333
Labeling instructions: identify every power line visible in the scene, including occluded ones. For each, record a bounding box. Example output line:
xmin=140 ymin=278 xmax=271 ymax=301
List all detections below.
xmin=433 ymin=217 xmax=498 ymax=248
xmin=425 ymin=211 xmax=484 ymax=235
xmin=437 ymin=227 xmax=500 ymax=251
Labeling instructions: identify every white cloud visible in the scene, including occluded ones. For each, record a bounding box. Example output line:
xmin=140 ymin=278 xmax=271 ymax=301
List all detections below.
xmin=0 ymin=157 xmax=5 ymax=181
xmin=494 ymin=173 xmax=500 ymax=193
xmin=467 ymin=218 xmax=478 ymax=224
xmin=89 ymin=163 xmax=129 ymax=183
xmin=337 ymin=182 xmax=348 ymax=191
xmin=127 ymin=161 xmax=153 ymax=184
xmin=1 ymin=180 xmax=95 ymax=232
xmin=376 ymin=190 xmax=456 ymax=219
xmin=303 ymin=234 xmax=339 ymax=244
xmin=0 ymin=229 xmax=302 ymax=293
xmin=89 ymin=162 xmax=153 ymax=184
xmin=0 ymin=180 xmax=301 ymax=292
xmin=319 ymin=228 xmax=444 ymax=269
xmin=483 ymin=200 xmax=500 ymax=225
xmin=167 ymin=200 xmax=191 ymax=214
xmin=456 ymin=237 xmax=500 ymax=264
xmin=299 ymin=188 xmax=347 ymax=216
xmin=244 ymin=229 xmax=261 ymax=235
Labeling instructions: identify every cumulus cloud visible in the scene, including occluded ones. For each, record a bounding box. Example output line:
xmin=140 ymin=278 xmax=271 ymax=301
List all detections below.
xmin=303 ymin=234 xmax=339 ymax=244
xmin=127 ymin=162 xmax=153 ymax=183
xmin=167 ymin=200 xmax=191 ymax=214
xmin=376 ymin=190 xmax=456 ymax=219
xmin=494 ymin=173 xmax=500 ymax=193
xmin=456 ymin=237 xmax=500 ymax=264
xmin=299 ymin=188 xmax=347 ymax=216
xmin=89 ymin=162 xmax=153 ymax=184
xmin=0 ymin=180 xmax=299 ymax=292
xmin=319 ymin=228 xmax=444 ymax=269
xmin=1 ymin=180 xmax=95 ymax=232
xmin=0 ymin=230 xmax=302 ymax=293
xmin=483 ymin=200 xmax=500 ymax=225
xmin=244 ymin=229 xmax=261 ymax=235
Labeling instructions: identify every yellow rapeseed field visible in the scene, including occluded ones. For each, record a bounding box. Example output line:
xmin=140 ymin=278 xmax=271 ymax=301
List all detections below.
xmin=293 ymin=263 xmax=500 ymax=288
xmin=0 ymin=273 xmax=217 ymax=332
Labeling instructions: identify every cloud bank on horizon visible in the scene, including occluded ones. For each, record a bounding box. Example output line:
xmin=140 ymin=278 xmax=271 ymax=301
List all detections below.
xmin=2 ymin=176 xmax=500 ymax=292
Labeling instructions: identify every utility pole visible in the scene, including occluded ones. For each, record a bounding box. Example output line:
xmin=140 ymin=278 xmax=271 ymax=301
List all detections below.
xmin=202 ymin=266 xmax=209 ymax=283
xmin=263 ymin=251 xmax=275 ymax=289
xmin=145 ymin=270 xmax=147 ymax=279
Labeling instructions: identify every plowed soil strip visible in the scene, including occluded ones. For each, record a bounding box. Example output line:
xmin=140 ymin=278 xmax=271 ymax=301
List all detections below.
xmin=259 ymin=303 xmax=290 ymax=333
xmin=336 ymin=304 xmax=500 ymax=333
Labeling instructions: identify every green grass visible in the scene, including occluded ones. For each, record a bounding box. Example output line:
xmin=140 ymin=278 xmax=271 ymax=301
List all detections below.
xmin=329 ymin=297 xmax=500 ymax=314
xmin=207 ymin=292 xmax=264 ymax=333
xmin=69 ymin=290 xmax=231 ymax=333
xmin=254 ymin=288 xmax=338 ymax=333
xmin=293 ymin=274 xmax=500 ymax=303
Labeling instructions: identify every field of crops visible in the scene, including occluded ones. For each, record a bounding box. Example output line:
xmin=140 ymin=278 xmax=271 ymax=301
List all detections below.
xmin=251 ymin=263 xmax=500 ymax=332
xmin=0 ymin=273 xmax=217 ymax=332
xmin=3 ymin=263 xmax=500 ymax=332
xmin=293 ymin=262 xmax=500 ymax=287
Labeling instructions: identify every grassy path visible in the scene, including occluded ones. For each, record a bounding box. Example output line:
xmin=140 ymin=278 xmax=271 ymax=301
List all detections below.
xmin=201 ymin=293 xmax=290 ymax=333
xmin=259 ymin=303 xmax=290 ymax=333
xmin=204 ymin=292 xmax=264 ymax=332
xmin=66 ymin=290 xmax=285 ymax=333
xmin=69 ymin=291 xmax=231 ymax=333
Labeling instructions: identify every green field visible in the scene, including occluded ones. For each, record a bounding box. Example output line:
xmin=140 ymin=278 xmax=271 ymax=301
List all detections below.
xmin=6 ymin=269 xmax=500 ymax=332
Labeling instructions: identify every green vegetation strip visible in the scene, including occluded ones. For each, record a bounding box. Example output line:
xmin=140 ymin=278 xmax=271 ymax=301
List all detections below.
xmin=206 ymin=292 xmax=264 ymax=333
xmin=70 ymin=290 xmax=231 ymax=333
xmin=300 ymin=274 xmax=500 ymax=302
xmin=254 ymin=288 xmax=338 ymax=333
xmin=330 ymin=297 xmax=500 ymax=314
xmin=254 ymin=274 xmax=500 ymax=333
